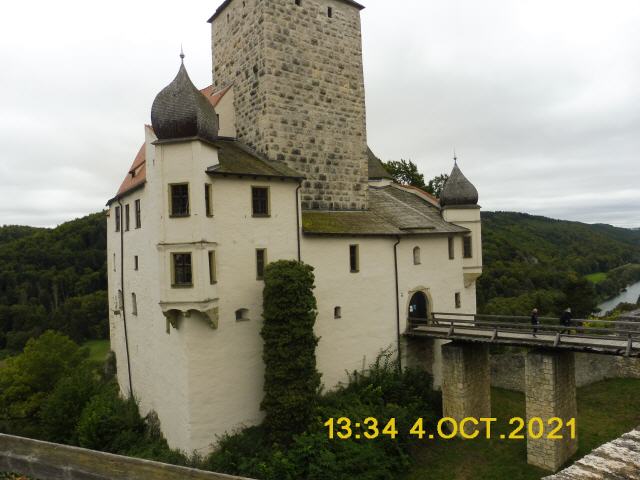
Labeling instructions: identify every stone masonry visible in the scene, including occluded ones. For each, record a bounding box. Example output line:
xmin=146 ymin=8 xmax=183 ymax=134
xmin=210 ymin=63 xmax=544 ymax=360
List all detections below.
xmin=211 ymin=0 xmax=369 ymax=210
xmin=441 ymin=342 xmax=491 ymax=436
xmin=525 ymin=350 xmax=578 ymax=472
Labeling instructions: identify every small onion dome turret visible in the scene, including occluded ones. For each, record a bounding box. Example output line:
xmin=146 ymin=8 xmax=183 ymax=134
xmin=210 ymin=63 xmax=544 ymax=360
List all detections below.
xmin=441 ymin=162 xmax=479 ymax=207
xmin=151 ymin=61 xmax=219 ymax=143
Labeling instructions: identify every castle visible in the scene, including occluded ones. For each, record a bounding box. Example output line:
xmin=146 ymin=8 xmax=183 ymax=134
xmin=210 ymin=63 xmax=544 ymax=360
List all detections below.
xmin=106 ymin=0 xmax=482 ymax=453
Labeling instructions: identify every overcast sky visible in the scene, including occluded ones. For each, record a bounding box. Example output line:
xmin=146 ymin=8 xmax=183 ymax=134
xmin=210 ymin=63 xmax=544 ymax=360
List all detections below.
xmin=1 ymin=0 xmax=638 ymax=228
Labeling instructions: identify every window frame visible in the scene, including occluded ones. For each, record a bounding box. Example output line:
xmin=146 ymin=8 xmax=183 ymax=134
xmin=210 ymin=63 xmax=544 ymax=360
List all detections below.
xmin=256 ymin=248 xmax=267 ymax=280
xmin=208 ymin=250 xmax=217 ymax=284
xmin=125 ymin=204 xmax=130 ymax=231
xmin=349 ymin=244 xmax=359 ymax=273
xmin=135 ymin=199 xmax=142 ymax=228
xmin=205 ymin=183 xmax=213 ymax=217
xmin=171 ymin=252 xmax=193 ymax=288
xmin=463 ymin=235 xmax=473 ymax=259
xmin=169 ymin=183 xmax=190 ymax=218
xmin=251 ymin=186 xmax=270 ymax=217
xmin=115 ymin=206 xmax=121 ymax=232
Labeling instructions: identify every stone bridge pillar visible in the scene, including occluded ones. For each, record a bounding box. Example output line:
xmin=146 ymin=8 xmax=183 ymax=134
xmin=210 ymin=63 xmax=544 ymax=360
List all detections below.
xmin=441 ymin=342 xmax=491 ymax=435
xmin=525 ymin=350 xmax=578 ymax=472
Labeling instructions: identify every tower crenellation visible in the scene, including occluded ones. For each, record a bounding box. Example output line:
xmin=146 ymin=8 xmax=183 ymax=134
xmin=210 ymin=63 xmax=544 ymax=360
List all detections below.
xmin=210 ymin=0 xmax=369 ymax=210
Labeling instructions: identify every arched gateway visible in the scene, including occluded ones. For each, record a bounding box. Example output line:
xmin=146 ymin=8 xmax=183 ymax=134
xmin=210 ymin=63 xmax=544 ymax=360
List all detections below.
xmin=408 ymin=291 xmax=429 ymax=322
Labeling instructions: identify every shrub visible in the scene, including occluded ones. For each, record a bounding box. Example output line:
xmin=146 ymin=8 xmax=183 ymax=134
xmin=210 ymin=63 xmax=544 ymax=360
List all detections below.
xmin=76 ymin=385 xmax=144 ymax=454
xmin=261 ymin=260 xmax=321 ymax=444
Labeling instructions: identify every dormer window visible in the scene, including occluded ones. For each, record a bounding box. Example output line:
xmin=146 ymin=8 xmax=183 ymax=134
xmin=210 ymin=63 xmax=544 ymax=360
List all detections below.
xmin=170 ymin=184 xmax=190 ymax=217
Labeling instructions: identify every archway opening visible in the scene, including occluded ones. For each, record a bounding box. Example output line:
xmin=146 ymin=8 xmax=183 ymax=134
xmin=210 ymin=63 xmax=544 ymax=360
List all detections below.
xmin=408 ymin=291 xmax=429 ymax=324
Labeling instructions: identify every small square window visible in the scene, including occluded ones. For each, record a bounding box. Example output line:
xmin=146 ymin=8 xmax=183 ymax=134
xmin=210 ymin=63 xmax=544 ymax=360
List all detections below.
xmin=236 ymin=308 xmax=250 ymax=321
xmin=256 ymin=249 xmax=267 ymax=280
xmin=252 ymin=187 xmax=270 ymax=216
xmin=172 ymin=253 xmax=193 ymax=287
xmin=170 ymin=184 xmax=190 ymax=217
xmin=448 ymin=236 xmax=455 ymax=260
xmin=349 ymin=245 xmax=359 ymax=273
xmin=463 ymin=236 xmax=473 ymax=259
xmin=455 ymin=293 xmax=461 ymax=309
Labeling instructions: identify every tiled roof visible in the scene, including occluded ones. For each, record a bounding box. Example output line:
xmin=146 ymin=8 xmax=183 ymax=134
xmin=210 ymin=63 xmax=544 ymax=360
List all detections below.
xmin=201 ymin=84 xmax=232 ymax=108
xmin=302 ymin=184 xmax=468 ymax=236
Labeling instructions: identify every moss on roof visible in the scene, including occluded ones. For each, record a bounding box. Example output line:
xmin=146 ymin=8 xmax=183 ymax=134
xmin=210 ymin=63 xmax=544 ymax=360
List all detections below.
xmin=207 ymin=140 xmax=304 ymax=180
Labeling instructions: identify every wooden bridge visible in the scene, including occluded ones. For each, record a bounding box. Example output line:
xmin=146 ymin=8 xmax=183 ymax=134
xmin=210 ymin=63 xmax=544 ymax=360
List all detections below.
xmin=407 ymin=312 xmax=640 ymax=357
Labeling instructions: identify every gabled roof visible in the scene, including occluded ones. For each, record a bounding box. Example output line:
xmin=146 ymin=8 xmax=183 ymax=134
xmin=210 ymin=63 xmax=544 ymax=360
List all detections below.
xmin=367 ymin=147 xmax=392 ymax=180
xmin=302 ymin=184 xmax=468 ymax=236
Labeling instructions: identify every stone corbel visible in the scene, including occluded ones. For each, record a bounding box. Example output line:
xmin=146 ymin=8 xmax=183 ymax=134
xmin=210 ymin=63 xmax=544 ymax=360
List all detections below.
xmin=160 ymin=300 xmax=219 ymax=332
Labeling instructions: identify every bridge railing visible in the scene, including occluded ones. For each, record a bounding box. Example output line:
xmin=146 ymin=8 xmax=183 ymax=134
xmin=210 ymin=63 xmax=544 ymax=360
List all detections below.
xmin=408 ymin=312 xmax=640 ymax=356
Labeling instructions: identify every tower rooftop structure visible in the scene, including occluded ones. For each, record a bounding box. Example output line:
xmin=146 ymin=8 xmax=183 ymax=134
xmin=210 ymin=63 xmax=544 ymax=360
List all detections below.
xmin=151 ymin=61 xmax=220 ymax=143
xmin=441 ymin=163 xmax=479 ymax=207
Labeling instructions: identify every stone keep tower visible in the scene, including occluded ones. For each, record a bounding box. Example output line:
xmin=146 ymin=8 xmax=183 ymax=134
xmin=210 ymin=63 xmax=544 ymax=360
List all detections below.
xmin=209 ymin=0 xmax=369 ymax=210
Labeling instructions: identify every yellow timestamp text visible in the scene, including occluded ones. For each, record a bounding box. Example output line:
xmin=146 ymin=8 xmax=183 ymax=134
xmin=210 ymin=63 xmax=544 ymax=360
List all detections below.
xmin=323 ymin=417 xmax=576 ymax=441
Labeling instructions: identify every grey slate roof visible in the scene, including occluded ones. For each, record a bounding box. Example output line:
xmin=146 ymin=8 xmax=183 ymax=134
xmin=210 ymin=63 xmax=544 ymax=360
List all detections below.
xmin=207 ymin=139 xmax=304 ymax=180
xmin=151 ymin=63 xmax=220 ymax=144
xmin=302 ymin=184 xmax=468 ymax=236
xmin=543 ymin=427 xmax=640 ymax=479
xmin=441 ymin=163 xmax=479 ymax=207
xmin=367 ymin=147 xmax=393 ymax=180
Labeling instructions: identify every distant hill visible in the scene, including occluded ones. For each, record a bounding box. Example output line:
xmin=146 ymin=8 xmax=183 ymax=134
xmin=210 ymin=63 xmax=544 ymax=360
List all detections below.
xmin=0 ymin=213 xmax=107 ymax=351
xmin=478 ymin=212 xmax=640 ymax=316
xmin=1 ymin=210 xmax=638 ymax=352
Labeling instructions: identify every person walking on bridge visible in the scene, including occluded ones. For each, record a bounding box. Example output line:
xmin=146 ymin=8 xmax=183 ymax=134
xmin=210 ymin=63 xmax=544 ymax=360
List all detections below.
xmin=531 ymin=308 xmax=540 ymax=336
xmin=560 ymin=307 xmax=572 ymax=334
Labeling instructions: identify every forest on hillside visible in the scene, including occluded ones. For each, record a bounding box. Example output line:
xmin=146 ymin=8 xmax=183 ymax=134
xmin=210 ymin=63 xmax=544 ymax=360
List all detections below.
xmin=478 ymin=212 xmax=640 ymax=316
xmin=0 ymin=210 xmax=639 ymax=355
xmin=0 ymin=213 xmax=107 ymax=353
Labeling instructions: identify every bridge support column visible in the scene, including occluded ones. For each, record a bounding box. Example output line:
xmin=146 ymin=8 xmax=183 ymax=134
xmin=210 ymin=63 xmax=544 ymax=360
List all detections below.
xmin=442 ymin=342 xmax=491 ymax=436
xmin=525 ymin=350 xmax=578 ymax=472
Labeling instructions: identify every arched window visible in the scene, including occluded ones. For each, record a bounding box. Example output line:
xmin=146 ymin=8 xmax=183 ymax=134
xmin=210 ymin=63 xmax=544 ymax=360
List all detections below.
xmin=334 ymin=306 xmax=342 ymax=319
xmin=413 ymin=246 xmax=421 ymax=265
xmin=235 ymin=308 xmax=250 ymax=321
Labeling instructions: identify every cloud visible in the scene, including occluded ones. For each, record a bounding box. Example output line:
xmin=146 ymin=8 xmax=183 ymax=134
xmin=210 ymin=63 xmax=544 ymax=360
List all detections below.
xmin=0 ymin=0 xmax=638 ymax=228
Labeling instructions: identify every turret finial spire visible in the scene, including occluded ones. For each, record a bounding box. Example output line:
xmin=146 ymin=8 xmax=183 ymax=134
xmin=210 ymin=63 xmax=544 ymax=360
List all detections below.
xmin=453 ymin=148 xmax=458 ymax=164
xmin=180 ymin=45 xmax=185 ymax=64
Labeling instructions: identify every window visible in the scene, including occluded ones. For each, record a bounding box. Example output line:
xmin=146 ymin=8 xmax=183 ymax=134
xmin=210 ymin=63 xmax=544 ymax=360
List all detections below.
xmin=172 ymin=253 xmax=193 ymax=287
xmin=349 ymin=244 xmax=359 ymax=273
xmin=334 ymin=306 xmax=342 ymax=319
xmin=295 ymin=0 xmax=301 ymax=5
xmin=208 ymin=251 xmax=217 ymax=284
xmin=125 ymin=204 xmax=130 ymax=231
xmin=205 ymin=184 xmax=213 ymax=217
xmin=455 ymin=292 xmax=461 ymax=309
xmin=328 ymin=6 xmax=333 ymax=17
xmin=413 ymin=246 xmax=421 ymax=265
xmin=113 ymin=253 xmax=116 ymax=271
xmin=235 ymin=308 xmax=250 ymax=321
xmin=118 ymin=290 xmax=123 ymax=310
xmin=463 ymin=236 xmax=473 ymax=259
xmin=256 ymin=249 xmax=267 ymax=280
xmin=134 ymin=255 xmax=139 ymax=271
xmin=135 ymin=199 xmax=141 ymax=228
xmin=115 ymin=206 xmax=121 ymax=232
xmin=252 ymin=187 xmax=270 ymax=216
xmin=448 ymin=236 xmax=455 ymax=260
xmin=170 ymin=184 xmax=190 ymax=217
xmin=131 ymin=293 xmax=138 ymax=316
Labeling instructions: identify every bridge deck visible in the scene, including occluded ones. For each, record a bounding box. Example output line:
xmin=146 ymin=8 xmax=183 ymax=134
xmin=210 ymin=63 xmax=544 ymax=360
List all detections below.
xmin=407 ymin=313 xmax=640 ymax=357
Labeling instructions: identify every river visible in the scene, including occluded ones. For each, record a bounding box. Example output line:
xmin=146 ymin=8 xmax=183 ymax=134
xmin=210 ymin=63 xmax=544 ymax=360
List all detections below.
xmin=596 ymin=280 xmax=640 ymax=316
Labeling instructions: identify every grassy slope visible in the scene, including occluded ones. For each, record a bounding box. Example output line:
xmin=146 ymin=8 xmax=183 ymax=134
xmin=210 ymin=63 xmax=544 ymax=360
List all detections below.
xmin=585 ymin=272 xmax=607 ymax=284
xmin=83 ymin=339 xmax=110 ymax=365
xmin=407 ymin=379 xmax=640 ymax=479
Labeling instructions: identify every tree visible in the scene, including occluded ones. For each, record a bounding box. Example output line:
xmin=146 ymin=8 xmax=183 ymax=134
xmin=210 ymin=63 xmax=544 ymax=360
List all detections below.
xmin=383 ymin=159 xmax=426 ymax=189
xmin=425 ymin=174 xmax=449 ymax=198
xmin=260 ymin=260 xmax=321 ymax=444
